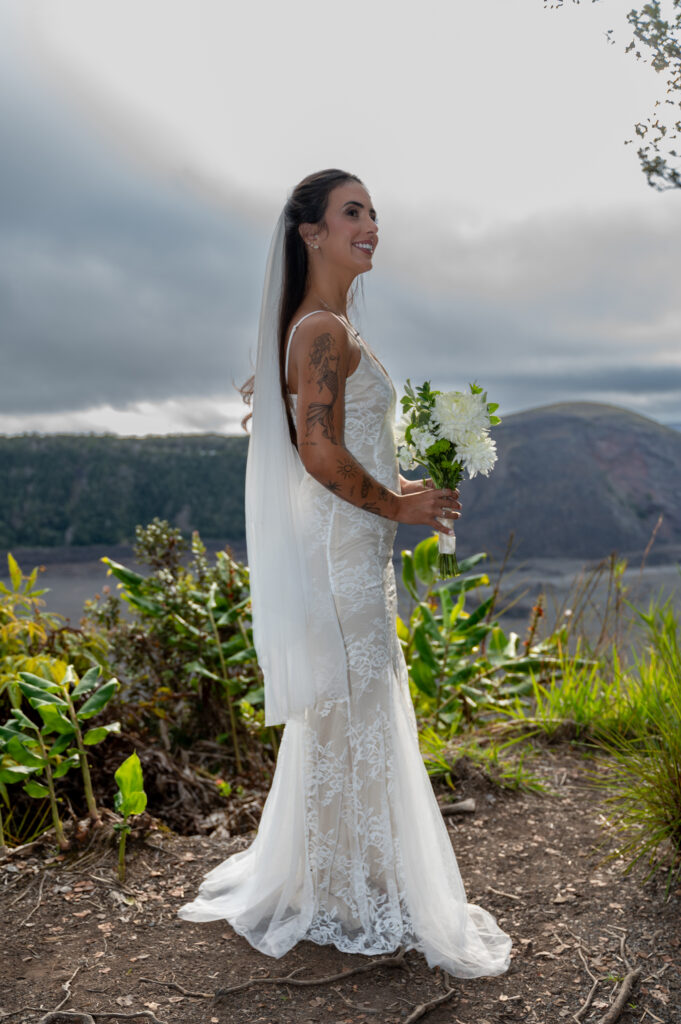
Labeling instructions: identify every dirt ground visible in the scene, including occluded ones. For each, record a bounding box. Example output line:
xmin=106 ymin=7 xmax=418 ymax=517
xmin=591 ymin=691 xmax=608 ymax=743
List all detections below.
xmin=1 ymin=741 xmax=679 ymax=1024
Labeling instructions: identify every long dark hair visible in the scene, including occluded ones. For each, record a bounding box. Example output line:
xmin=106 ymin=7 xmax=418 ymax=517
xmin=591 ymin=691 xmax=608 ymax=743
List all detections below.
xmin=239 ymin=168 xmax=363 ymax=442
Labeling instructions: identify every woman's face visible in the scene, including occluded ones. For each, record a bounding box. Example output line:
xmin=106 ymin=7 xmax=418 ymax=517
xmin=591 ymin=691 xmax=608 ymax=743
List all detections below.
xmin=308 ymin=181 xmax=379 ymax=274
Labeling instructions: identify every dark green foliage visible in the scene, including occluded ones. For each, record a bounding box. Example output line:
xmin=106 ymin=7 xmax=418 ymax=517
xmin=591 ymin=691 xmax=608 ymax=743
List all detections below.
xmin=85 ymin=520 xmax=265 ymax=759
xmin=0 ymin=433 xmax=248 ymax=548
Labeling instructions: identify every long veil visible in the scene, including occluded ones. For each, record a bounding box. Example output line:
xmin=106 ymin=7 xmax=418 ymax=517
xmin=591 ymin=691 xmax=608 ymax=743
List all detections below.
xmin=244 ymin=209 xmax=349 ymax=727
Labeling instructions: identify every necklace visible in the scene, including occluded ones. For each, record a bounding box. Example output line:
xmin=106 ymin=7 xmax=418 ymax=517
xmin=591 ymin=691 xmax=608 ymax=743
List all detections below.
xmin=313 ymin=295 xmax=361 ymax=341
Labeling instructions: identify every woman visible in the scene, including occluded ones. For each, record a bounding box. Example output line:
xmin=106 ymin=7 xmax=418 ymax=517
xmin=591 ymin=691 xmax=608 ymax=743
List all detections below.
xmin=179 ymin=169 xmax=512 ymax=979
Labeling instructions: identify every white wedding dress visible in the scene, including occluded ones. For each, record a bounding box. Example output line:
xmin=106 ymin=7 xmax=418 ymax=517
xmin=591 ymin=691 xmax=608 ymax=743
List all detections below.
xmin=178 ymin=312 xmax=513 ymax=978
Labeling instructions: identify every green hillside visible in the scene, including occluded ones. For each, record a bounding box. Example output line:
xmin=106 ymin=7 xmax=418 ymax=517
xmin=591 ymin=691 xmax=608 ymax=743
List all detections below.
xmin=0 ymin=433 xmax=248 ymax=548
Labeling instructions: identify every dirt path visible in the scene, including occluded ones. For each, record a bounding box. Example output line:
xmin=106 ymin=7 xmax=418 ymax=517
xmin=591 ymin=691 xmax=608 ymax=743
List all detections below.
xmin=1 ymin=743 xmax=679 ymax=1024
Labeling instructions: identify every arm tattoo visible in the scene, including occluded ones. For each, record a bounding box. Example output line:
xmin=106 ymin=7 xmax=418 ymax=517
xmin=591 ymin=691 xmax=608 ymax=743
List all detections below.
xmin=305 ymin=333 xmax=339 ymax=442
xmin=360 ymin=475 xmax=370 ymax=498
xmin=337 ymin=456 xmax=357 ymax=479
xmin=324 ymin=480 xmax=341 ymax=494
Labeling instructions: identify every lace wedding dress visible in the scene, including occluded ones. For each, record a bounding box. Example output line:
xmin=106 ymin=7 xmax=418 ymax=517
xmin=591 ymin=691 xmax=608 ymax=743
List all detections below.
xmin=178 ymin=312 xmax=513 ymax=978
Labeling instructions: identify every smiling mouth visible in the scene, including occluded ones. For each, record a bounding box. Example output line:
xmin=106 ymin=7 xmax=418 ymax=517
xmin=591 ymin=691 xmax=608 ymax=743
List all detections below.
xmin=353 ymin=243 xmax=374 ymax=256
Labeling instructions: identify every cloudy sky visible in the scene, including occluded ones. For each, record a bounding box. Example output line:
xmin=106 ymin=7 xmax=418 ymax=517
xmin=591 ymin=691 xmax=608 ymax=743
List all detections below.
xmin=1 ymin=0 xmax=680 ymax=436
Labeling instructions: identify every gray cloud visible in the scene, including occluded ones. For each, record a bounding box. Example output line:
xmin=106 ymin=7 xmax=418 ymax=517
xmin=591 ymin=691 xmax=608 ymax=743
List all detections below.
xmin=1 ymin=22 xmax=680 ymax=431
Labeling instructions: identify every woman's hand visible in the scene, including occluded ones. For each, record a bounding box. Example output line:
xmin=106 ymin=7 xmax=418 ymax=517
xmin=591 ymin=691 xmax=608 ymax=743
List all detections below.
xmin=394 ymin=486 xmax=461 ymax=534
xmin=399 ymin=474 xmax=435 ymax=495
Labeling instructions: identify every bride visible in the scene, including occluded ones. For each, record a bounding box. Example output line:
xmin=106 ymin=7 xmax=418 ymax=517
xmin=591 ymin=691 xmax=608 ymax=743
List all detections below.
xmin=178 ymin=168 xmax=513 ymax=979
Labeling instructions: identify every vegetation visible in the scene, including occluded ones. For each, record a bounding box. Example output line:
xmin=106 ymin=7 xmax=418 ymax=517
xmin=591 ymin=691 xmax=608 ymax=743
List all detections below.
xmin=0 ymin=520 xmax=679 ymax=895
xmin=113 ymin=751 xmax=147 ymax=883
xmin=550 ymin=0 xmax=681 ymax=191
xmin=0 ymin=434 xmax=248 ymax=548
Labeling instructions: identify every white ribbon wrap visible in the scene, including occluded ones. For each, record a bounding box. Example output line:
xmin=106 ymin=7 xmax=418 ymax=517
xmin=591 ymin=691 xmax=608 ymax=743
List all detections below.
xmin=437 ymin=517 xmax=457 ymax=555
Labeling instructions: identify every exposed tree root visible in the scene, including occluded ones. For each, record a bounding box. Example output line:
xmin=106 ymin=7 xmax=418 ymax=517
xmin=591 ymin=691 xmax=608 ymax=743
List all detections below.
xmin=139 ymin=976 xmax=212 ymax=999
xmin=214 ymin=945 xmax=409 ymax=999
xmin=403 ymin=972 xmax=457 ymax=1023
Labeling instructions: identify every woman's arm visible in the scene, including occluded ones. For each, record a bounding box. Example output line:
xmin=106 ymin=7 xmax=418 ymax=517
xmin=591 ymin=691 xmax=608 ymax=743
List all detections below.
xmin=291 ymin=317 xmax=460 ymax=533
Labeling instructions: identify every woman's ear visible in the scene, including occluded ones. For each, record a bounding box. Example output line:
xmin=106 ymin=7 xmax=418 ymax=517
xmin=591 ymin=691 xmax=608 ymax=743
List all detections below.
xmin=299 ymin=223 xmax=319 ymax=250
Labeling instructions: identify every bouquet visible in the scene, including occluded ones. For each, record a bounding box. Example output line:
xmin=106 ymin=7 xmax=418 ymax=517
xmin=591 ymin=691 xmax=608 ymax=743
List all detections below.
xmin=396 ymin=380 xmax=501 ymax=577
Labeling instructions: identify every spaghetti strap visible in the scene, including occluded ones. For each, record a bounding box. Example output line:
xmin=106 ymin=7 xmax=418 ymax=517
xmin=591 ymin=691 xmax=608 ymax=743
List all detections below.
xmin=284 ymin=309 xmax=346 ymax=382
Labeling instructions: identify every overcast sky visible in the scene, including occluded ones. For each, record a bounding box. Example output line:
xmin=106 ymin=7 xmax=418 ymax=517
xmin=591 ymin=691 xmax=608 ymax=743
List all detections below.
xmin=1 ymin=0 xmax=680 ymax=435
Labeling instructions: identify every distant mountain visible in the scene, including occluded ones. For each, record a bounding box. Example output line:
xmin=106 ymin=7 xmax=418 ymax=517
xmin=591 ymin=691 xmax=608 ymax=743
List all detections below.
xmin=2 ymin=403 xmax=680 ymax=562
xmin=0 ymin=434 xmax=248 ymax=549
xmin=398 ymin=402 xmax=681 ymax=562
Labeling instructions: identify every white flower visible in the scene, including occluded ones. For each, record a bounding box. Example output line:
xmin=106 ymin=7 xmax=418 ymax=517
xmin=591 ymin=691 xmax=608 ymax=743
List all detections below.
xmin=393 ymin=413 xmax=411 ymax=447
xmin=411 ymin=426 xmax=438 ymax=456
xmin=457 ymin=433 xmax=497 ymax=478
xmin=398 ymin=444 xmax=416 ymax=471
xmin=432 ymin=390 xmax=489 ymax=445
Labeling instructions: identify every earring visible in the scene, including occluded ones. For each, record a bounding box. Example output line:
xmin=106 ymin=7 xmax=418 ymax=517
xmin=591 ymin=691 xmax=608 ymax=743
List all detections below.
xmin=307 ymin=241 xmax=319 ymax=250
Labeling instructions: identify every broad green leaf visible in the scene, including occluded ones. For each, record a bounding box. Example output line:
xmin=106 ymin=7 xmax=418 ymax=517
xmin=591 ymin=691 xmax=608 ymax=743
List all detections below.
xmin=24 ymin=780 xmax=49 ymax=799
xmin=53 ymin=755 xmax=80 ymax=779
xmin=78 ymin=680 xmax=119 ymax=720
xmin=101 ymin=557 xmax=145 ymax=587
xmin=401 ymin=551 xmax=419 ymax=601
xmin=413 ymin=536 xmax=438 ymax=586
xmin=7 ymin=553 xmax=22 ymax=591
xmin=10 ymin=707 xmax=37 ymax=732
xmin=125 ymin=593 xmax=163 ymax=617
xmin=114 ymin=751 xmax=147 ymax=819
xmin=7 ymin=736 xmax=43 ymax=768
xmin=410 ymin=658 xmax=437 ymax=698
xmin=71 ymin=666 xmax=102 ymax=697
xmin=413 ymin=624 xmax=440 ymax=672
xmin=463 ymin=595 xmax=495 ymax=628
xmin=395 ymin=615 xmax=409 ymax=642
xmin=18 ymin=672 xmax=59 ymax=693
xmin=48 ymin=732 xmax=77 ymax=756
xmin=18 ymin=682 xmax=68 ymax=708
xmin=84 ymin=722 xmax=121 ymax=745
xmin=225 ymin=647 xmax=256 ymax=665
xmin=36 ymin=703 xmax=74 ymax=734
xmin=0 ymin=764 xmax=33 ymax=784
